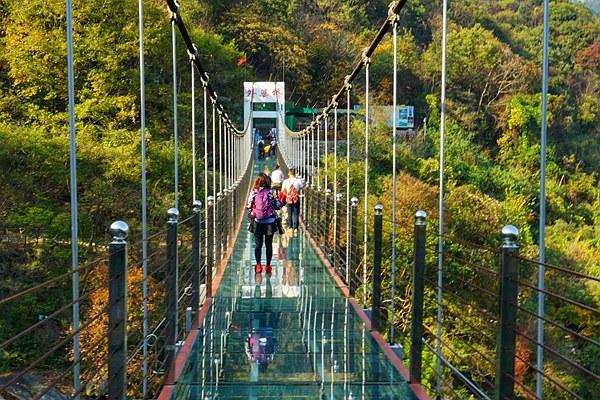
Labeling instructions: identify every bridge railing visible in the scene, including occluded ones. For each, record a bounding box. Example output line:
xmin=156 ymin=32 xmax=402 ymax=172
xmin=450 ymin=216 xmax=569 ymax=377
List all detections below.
xmin=0 ymin=168 xmax=260 ymax=400
xmin=298 ymin=186 xmax=600 ymax=399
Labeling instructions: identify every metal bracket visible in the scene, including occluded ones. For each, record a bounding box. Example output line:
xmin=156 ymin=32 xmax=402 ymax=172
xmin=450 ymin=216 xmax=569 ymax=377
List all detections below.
xmin=344 ymin=75 xmax=352 ymax=90
xmin=200 ymin=74 xmax=209 ymax=87
xmin=187 ymin=44 xmax=198 ymax=62
xmin=168 ymin=1 xmax=180 ymax=21
xmin=388 ymin=1 xmax=400 ymax=24
xmin=362 ymin=48 xmax=371 ymax=66
xmin=331 ymin=95 xmax=339 ymax=108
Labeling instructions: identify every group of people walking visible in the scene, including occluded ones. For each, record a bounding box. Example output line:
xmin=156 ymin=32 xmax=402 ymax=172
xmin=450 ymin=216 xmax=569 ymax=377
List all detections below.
xmin=247 ymin=165 xmax=304 ymax=274
xmin=256 ymin=129 xmax=277 ymax=159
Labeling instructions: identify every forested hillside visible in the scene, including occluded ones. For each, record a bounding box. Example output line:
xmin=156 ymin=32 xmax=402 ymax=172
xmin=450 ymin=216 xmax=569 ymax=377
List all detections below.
xmin=0 ymin=0 xmax=598 ymax=397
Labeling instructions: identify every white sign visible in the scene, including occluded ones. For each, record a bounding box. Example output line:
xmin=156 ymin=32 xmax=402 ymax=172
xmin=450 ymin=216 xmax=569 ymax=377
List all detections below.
xmin=244 ymin=82 xmax=284 ymax=104
xmin=385 ymin=105 xmax=414 ymax=129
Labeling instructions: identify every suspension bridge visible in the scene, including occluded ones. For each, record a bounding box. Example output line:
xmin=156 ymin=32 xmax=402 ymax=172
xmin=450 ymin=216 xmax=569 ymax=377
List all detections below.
xmin=0 ymin=0 xmax=598 ymax=399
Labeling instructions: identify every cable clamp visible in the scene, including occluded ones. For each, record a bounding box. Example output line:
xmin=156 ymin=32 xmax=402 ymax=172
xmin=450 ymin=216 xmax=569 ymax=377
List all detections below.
xmin=145 ymin=333 xmax=158 ymax=347
xmin=331 ymin=95 xmax=339 ymax=108
xmin=200 ymin=75 xmax=209 ymax=87
xmin=188 ymin=44 xmax=198 ymax=62
xmin=168 ymin=1 xmax=180 ymax=21
xmin=344 ymin=75 xmax=352 ymax=90
xmin=388 ymin=1 xmax=400 ymax=23
xmin=362 ymin=48 xmax=371 ymax=66
xmin=210 ymin=93 xmax=218 ymax=104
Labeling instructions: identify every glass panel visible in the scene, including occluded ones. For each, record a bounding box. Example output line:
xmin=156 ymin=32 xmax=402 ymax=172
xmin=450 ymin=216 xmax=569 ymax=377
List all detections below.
xmin=170 ymin=158 xmax=417 ymax=399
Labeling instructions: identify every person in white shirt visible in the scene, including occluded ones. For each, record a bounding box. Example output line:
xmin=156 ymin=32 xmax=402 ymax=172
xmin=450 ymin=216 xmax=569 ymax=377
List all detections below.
xmin=281 ymin=168 xmax=304 ymax=231
xmin=270 ymin=164 xmax=285 ymax=191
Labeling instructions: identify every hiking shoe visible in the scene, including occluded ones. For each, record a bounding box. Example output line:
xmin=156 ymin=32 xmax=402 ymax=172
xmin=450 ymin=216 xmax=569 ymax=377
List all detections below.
xmin=255 ymin=264 xmax=263 ymax=273
xmin=265 ymin=265 xmax=273 ymax=274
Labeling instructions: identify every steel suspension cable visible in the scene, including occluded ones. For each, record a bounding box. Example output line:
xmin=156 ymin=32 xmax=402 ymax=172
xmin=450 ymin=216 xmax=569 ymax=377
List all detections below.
xmin=537 ymin=1 xmax=551 ymax=397
xmin=311 ymin=125 xmax=315 ymax=184
xmin=305 ymin=128 xmax=309 ymax=179
xmin=317 ymin=122 xmax=321 ymax=189
xmin=363 ymin=56 xmax=370 ymax=305
xmin=345 ymin=83 xmax=352 ymax=284
xmin=191 ymin=57 xmax=197 ymax=201
xmin=390 ymin=18 xmax=398 ymax=345
xmin=300 ymin=133 xmax=304 ymax=178
xmin=212 ymin=98 xmax=216 ymax=197
xmin=167 ymin=0 xmax=250 ymax=138
xmin=333 ymin=102 xmax=339 ymax=263
xmin=225 ymin=125 xmax=229 ymax=189
xmin=203 ymin=81 xmax=209 ymax=269
xmin=437 ymin=0 xmax=449 ymax=395
xmin=299 ymin=136 xmax=302 ymax=172
xmin=171 ymin=16 xmax=179 ymax=209
xmin=138 ymin=0 xmax=149 ymax=396
xmin=227 ymin=127 xmax=233 ymax=189
xmin=219 ymin=114 xmax=223 ymax=194
xmin=325 ymin=112 xmax=329 ymax=190
xmin=66 ymin=0 xmax=81 ymax=396
xmin=310 ymin=124 xmax=319 ymax=186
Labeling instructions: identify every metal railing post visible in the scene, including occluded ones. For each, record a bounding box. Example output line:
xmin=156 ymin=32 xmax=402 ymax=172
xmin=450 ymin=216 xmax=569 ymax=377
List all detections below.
xmin=206 ymin=196 xmax=214 ymax=298
xmin=335 ymin=193 xmax=343 ymax=277
xmin=307 ymin=184 xmax=314 ymax=232
xmin=410 ymin=211 xmax=427 ymax=384
xmin=230 ymin=183 xmax=237 ymax=241
xmin=300 ymin=192 xmax=305 ymax=225
xmin=216 ymin=192 xmax=223 ymax=263
xmin=108 ymin=221 xmax=128 ymax=400
xmin=495 ymin=225 xmax=519 ymax=400
xmin=349 ymin=197 xmax=359 ymax=296
xmin=185 ymin=306 xmax=193 ymax=332
xmin=324 ymin=189 xmax=332 ymax=252
xmin=165 ymin=208 xmax=179 ymax=378
xmin=192 ymin=200 xmax=202 ymax=313
xmin=372 ymin=204 xmax=384 ymax=332
xmin=316 ymin=187 xmax=323 ymax=243
xmin=223 ymin=189 xmax=229 ymax=249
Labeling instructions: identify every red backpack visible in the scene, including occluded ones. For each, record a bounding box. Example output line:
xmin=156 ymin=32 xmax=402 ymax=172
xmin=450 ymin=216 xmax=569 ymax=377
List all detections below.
xmin=286 ymin=180 xmax=300 ymax=205
xmin=253 ymin=189 xmax=274 ymax=219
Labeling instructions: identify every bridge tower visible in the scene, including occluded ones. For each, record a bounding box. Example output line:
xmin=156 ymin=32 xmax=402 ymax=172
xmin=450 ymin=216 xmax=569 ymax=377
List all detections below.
xmin=244 ymin=81 xmax=285 ymax=142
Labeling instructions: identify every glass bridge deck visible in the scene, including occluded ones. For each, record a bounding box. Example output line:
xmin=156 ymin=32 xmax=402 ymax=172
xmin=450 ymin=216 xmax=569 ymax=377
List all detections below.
xmin=170 ymin=159 xmax=417 ymax=399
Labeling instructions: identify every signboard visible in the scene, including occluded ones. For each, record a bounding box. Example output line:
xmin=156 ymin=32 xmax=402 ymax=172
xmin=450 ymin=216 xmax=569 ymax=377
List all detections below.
xmin=243 ymin=82 xmax=285 ymax=130
xmin=397 ymin=105 xmax=414 ymax=129
xmin=385 ymin=105 xmax=414 ymax=129
xmin=244 ymin=82 xmax=284 ymax=104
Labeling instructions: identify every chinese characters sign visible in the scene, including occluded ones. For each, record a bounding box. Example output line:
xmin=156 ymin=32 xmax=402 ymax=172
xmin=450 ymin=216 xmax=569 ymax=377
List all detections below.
xmin=244 ymin=82 xmax=284 ymax=104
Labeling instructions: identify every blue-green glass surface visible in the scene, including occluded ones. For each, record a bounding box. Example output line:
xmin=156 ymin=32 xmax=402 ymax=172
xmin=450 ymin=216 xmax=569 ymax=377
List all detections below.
xmin=171 ymin=158 xmax=417 ymax=399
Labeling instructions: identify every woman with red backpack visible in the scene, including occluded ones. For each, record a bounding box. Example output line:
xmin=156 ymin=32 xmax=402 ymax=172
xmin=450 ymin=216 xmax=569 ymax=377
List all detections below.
xmin=247 ymin=173 xmax=282 ymax=274
xmin=281 ymin=168 xmax=303 ymax=233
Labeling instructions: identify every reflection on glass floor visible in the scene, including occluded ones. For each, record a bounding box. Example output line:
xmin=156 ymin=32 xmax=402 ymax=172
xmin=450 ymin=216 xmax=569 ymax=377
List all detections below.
xmin=171 ymin=159 xmax=416 ymax=399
